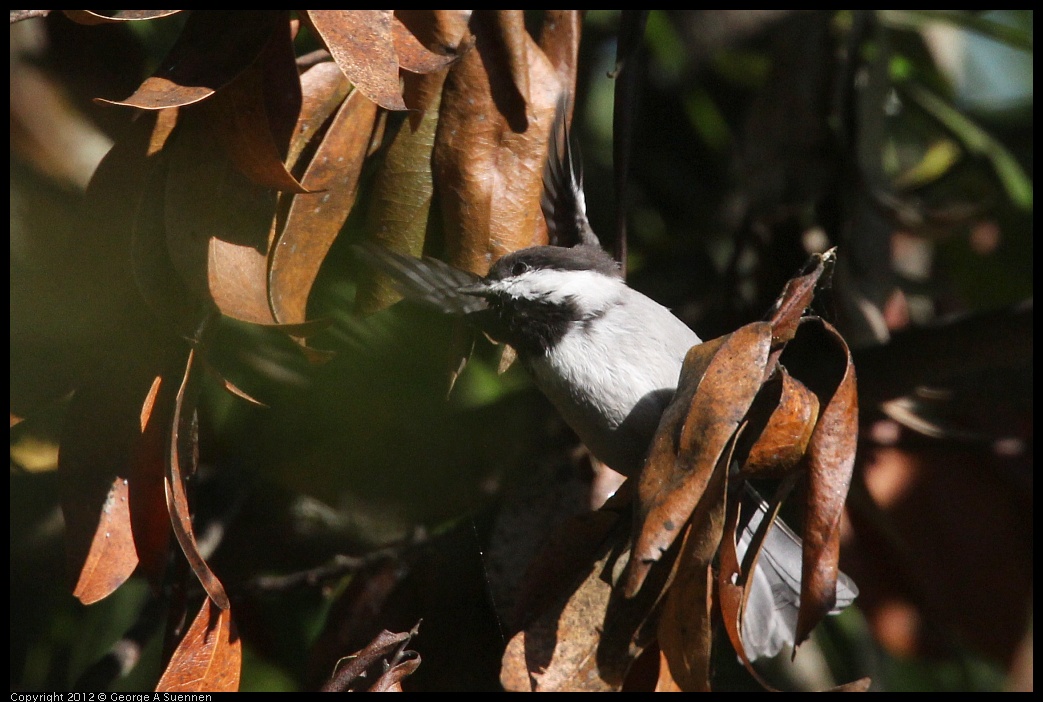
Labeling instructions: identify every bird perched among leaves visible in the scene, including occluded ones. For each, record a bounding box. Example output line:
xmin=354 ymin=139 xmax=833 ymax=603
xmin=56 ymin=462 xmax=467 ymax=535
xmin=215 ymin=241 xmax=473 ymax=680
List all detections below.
xmin=354 ymin=107 xmax=856 ymax=660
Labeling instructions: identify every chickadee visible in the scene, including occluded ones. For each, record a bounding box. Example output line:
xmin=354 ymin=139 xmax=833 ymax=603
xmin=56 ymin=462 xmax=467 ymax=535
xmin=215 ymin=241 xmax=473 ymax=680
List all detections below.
xmin=354 ymin=121 xmax=856 ymax=660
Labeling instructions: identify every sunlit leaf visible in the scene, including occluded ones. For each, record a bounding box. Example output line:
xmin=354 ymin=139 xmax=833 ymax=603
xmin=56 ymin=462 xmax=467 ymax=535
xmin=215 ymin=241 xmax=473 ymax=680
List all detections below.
xmin=494 ymin=11 xmax=531 ymax=105
xmin=740 ymin=368 xmax=819 ymax=478
xmin=304 ymin=10 xmax=407 ymax=111
xmin=628 ymin=323 xmax=772 ymax=596
xmin=165 ymin=348 xmax=229 ymax=609
xmin=892 ymin=139 xmax=962 ymax=191
xmin=156 ymin=597 xmax=241 ymax=692
xmin=764 ymin=247 xmax=832 ymax=347
xmin=129 ymin=370 xmax=176 ymax=587
xmin=539 ymin=11 xmax=584 ymax=101
xmin=286 ymin=61 xmax=353 ymax=170
xmin=899 ymin=80 xmax=1033 ymax=210
xmin=433 ymin=11 xmax=561 ymax=274
xmin=59 ymin=339 xmax=180 ymax=604
xmin=163 ymin=109 xmax=279 ymax=325
xmin=270 ymin=89 xmax=378 ymax=324
xmin=391 ymin=15 xmax=459 ymax=75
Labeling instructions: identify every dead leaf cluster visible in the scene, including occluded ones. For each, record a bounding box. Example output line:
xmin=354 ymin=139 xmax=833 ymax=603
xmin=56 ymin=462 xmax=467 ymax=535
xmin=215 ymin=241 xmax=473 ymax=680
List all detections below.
xmin=31 ymin=9 xmax=584 ymax=692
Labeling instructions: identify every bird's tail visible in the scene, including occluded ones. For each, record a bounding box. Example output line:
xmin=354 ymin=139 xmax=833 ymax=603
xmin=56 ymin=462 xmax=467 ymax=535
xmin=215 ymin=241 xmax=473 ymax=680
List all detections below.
xmin=738 ymin=484 xmax=859 ymax=660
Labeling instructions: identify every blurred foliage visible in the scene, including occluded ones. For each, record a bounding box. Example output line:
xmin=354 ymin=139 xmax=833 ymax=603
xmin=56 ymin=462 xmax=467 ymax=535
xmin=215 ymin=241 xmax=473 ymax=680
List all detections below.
xmin=10 ymin=9 xmax=1032 ymax=692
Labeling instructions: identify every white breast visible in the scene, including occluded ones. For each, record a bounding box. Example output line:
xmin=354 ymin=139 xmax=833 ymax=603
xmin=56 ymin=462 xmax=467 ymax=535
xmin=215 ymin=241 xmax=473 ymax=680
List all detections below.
xmin=527 ymin=287 xmax=701 ymax=476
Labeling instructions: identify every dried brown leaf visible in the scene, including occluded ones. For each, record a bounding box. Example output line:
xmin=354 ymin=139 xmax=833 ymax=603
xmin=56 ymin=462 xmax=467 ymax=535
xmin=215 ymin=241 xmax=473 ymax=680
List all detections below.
xmin=156 ymin=597 xmax=241 ymax=692
xmin=791 ymin=319 xmax=858 ymax=648
xmin=270 ymin=89 xmax=378 ymax=324
xmin=392 ymin=15 xmax=459 ymax=75
xmin=397 ymin=12 xmax=471 ymax=125
xmin=766 ymin=247 xmax=833 ymax=347
xmin=165 ymin=349 xmax=229 ymax=609
xmin=508 ymin=502 xmax=625 ymax=634
xmin=628 ymin=322 xmax=772 ymax=596
xmin=129 ymin=370 xmax=176 ymax=587
xmin=500 ymin=512 xmax=626 ymax=691
xmin=831 ymin=677 xmax=873 ymax=692
xmin=98 ymin=11 xmax=282 ymax=109
xmin=394 ymin=10 xmax=472 ymax=56
xmin=717 ymin=487 xmax=784 ymax=691
xmin=656 ymin=455 xmax=729 ymax=691
xmin=59 ymin=339 xmax=180 ymax=604
xmin=63 ymin=473 xmax=137 ymax=605
xmin=501 ymin=487 xmax=672 ymax=692
xmin=205 ymin=16 xmax=309 ymax=194
xmin=286 ymin=62 xmax=352 ymax=170
xmin=740 ymin=368 xmax=820 ymax=478
xmin=321 ymin=629 xmax=416 ymax=692
xmin=433 ymin=11 xmax=560 ymax=274
xmin=204 ymin=365 xmax=268 ymax=408
xmin=305 ymin=10 xmax=407 ymax=111
xmin=209 ymin=238 xmax=280 ymax=326
xmin=368 ymin=653 xmax=421 ymax=691
xmin=353 ymin=95 xmax=442 ymax=315
xmin=493 ymin=11 xmax=531 ymax=105
xmin=164 ymin=109 xmax=279 ymax=325
xmin=539 ymin=11 xmax=583 ymax=103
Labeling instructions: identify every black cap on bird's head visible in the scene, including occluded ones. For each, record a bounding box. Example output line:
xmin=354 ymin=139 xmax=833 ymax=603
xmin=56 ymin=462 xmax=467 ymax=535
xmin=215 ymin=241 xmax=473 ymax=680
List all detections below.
xmin=485 ymin=244 xmax=621 ymax=283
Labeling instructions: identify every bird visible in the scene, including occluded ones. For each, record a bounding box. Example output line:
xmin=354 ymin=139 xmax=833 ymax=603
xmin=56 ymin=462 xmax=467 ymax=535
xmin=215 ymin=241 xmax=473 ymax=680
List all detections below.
xmin=353 ymin=112 xmax=856 ymax=660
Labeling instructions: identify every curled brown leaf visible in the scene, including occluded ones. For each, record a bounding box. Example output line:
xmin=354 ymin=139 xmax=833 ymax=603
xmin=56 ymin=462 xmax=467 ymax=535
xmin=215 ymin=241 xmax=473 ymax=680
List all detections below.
xmin=789 ymin=319 xmax=858 ymax=648
xmin=270 ymin=89 xmax=378 ymax=324
xmin=391 ymin=15 xmax=459 ymax=75
xmin=655 ymin=453 xmax=730 ymax=692
xmin=765 ymin=248 xmax=834 ymax=347
xmin=156 ymin=597 xmax=241 ymax=692
xmin=539 ymin=11 xmax=583 ymax=100
xmin=740 ymin=368 xmax=820 ymax=478
xmin=286 ymin=61 xmax=352 ymax=170
xmin=321 ymin=627 xmax=420 ymax=692
xmin=628 ymin=322 xmax=772 ymax=597
xmin=165 ymin=348 xmax=229 ymax=609
xmin=163 ymin=108 xmax=279 ymax=325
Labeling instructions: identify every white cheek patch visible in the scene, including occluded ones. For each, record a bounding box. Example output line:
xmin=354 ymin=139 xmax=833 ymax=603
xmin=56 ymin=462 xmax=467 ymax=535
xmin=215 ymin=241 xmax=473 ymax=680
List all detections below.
xmin=491 ymin=268 xmax=623 ymax=315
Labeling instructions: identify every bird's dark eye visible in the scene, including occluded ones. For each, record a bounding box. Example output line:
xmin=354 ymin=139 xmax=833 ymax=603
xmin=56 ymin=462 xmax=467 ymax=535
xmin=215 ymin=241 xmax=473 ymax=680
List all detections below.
xmin=511 ymin=261 xmax=529 ymax=276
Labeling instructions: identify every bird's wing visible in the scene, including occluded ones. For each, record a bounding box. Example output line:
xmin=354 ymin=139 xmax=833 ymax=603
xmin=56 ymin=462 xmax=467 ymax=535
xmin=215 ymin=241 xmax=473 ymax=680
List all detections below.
xmin=353 ymin=242 xmax=487 ymax=316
